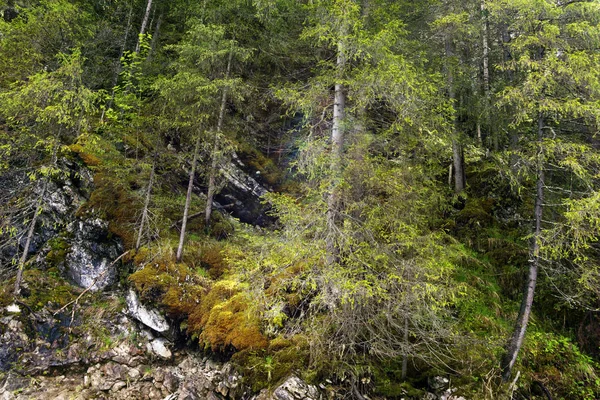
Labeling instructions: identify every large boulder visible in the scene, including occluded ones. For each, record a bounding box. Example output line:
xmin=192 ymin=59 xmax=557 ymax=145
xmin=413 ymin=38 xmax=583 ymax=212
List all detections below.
xmin=126 ymin=289 xmax=170 ymax=333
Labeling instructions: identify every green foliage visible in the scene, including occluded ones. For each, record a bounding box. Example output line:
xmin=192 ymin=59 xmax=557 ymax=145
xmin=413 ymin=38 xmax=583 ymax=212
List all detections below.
xmin=2 ymin=0 xmax=600 ymax=396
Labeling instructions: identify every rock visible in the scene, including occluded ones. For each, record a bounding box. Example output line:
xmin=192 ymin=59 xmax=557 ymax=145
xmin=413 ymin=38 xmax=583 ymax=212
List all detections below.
xmin=162 ymin=371 xmax=180 ymax=393
xmin=214 ymin=152 xmax=276 ymax=227
xmin=64 ymin=218 xmax=123 ymax=291
xmin=111 ymin=381 xmax=127 ymax=392
xmin=126 ymin=289 xmax=170 ymax=333
xmin=428 ymin=376 xmax=450 ymax=393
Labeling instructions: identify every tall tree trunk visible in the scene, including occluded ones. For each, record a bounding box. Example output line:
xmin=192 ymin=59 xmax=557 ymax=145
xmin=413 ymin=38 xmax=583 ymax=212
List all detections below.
xmin=135 ymin=161 xmax=155 ymax=251
xmin=501 ymin=114 xmax=544 ymax=381
xmin=326 ymin=36 xmax=346 ymax=266
xmin=135 ymin=0 xmax=153 ymax=54
xmin=176 ymin=135 xmax=201 ymax=263
xmin=205 ymin=49 xmax=233 ymax=227
xmin=445 ymin=39 xmax=465 ymax=193
xmin=452 ymin=140 xmax=465 ymax=193
xmin=102 ymin=3 xmax=133 ymax=122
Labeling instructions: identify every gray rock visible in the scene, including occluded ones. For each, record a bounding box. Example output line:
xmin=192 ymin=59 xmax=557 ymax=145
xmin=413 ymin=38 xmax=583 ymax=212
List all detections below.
xmin=126 ymin=289 xmax=170 ymax=333
xmin=214 ymin=152 xmax=275 ymax=227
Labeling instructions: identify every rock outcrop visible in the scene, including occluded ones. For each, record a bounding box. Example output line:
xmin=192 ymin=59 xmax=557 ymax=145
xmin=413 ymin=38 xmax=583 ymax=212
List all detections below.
xmin=0 ymin=159 xmax=123 ymax=291
xmin=214 ymin=152 xmax=276 ymax=227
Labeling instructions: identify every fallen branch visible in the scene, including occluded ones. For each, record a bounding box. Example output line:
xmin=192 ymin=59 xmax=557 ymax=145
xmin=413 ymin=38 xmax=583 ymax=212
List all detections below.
xmin=169 ymin=211 xmax=204 ymax=230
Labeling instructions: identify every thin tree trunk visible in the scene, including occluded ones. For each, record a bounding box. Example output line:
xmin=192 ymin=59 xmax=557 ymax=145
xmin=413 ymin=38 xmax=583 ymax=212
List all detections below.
xmin=205 ymin=49 xmax=233 ymax=227
xmin=14 ymin=182 xmax=47 ymax=296
xmin=481 ymin=0 xmax=492 ymax=149
xmin=14 ymin=141 xmax=58 ymax=296
xmin=147 ymin=12 xmax=163 ymax=61
xmin=326 ymin=36 xmax=346 ymax=266
xmin=501 ymin=115 xmax=544 ymax=381
xmin=102 ymin=3 xmax=133 ymax=122
xmin=135 ymin=0 xmax=153 ymax=54
xmin=176 ymin=135 xmax=201 ymax=263
xmin=135 ymin=161 xmax=155 ymax=251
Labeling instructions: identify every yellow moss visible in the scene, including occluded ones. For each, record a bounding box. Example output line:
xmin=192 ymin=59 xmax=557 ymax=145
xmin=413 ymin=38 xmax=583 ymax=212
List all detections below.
xmin=200 ymin=293 xmax=268 ymax=351
xmin=80 ymin=172 xmax=139 ymax=248
xmin=69 ymin=144 xmax=102 ymax=167
xmin=186 ymin=280 xmax=267 ymax=351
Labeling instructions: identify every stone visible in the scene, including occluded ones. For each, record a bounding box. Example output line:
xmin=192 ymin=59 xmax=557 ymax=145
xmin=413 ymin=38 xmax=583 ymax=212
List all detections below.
xmin=214 ymin=152 xmax=276 ymax=227
xmin=111 ymin=381 xmax=127 ymax=392
xmin=162 ymin=371 xmax=179 ymax=393
xmin=126 ymin=290 xmax=170 ymax=333
xmin=150 ymin=339 xmax=172 ymax=359
xmin=5 ymin=304 xmax=20 ymax=314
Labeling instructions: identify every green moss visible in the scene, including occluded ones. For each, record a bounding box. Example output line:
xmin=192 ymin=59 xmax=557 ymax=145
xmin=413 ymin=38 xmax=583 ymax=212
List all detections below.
xmin=19 ymin=269 xmax=76 ymax=311
xmin=237 ymin=142 xmax=284 ymax=188
xmin=45 ymin=237 xmax=70 ymax=266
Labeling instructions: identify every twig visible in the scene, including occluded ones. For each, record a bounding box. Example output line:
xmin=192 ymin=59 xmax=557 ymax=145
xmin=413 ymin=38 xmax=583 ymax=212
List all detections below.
xmin=509 ymin=370 xmax=521 ymax=399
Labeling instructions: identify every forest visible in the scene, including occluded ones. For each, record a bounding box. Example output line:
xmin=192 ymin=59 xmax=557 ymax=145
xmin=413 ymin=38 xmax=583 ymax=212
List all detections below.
xmin=1 ymin=0 xmax=600 ymax=399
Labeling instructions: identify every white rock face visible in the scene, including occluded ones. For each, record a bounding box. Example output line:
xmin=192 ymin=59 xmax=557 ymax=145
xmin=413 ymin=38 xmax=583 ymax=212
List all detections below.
xmin=126 ymin=289 xmax=170 ymax=333
xmin=64 ymin=218 xmax=122 ymax=291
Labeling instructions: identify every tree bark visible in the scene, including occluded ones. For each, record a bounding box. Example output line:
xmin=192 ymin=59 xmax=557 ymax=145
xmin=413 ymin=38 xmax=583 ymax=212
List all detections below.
xmin=176 ymin=134 xmax=201 ymax=263
xmin=326 ymin=36 xmax=346 ymax=266
xmin=135 ymin=161 xmax=155 ymax=251
xmin=205 ymin=48 xmax=233 ymax=227
xmin=501 ymin=114 xmax=544 ymax=381
xmin=452 ymin=140 xmax=465 ymax=194
xmin=135 ymin=0 xmax=153 ymax=54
